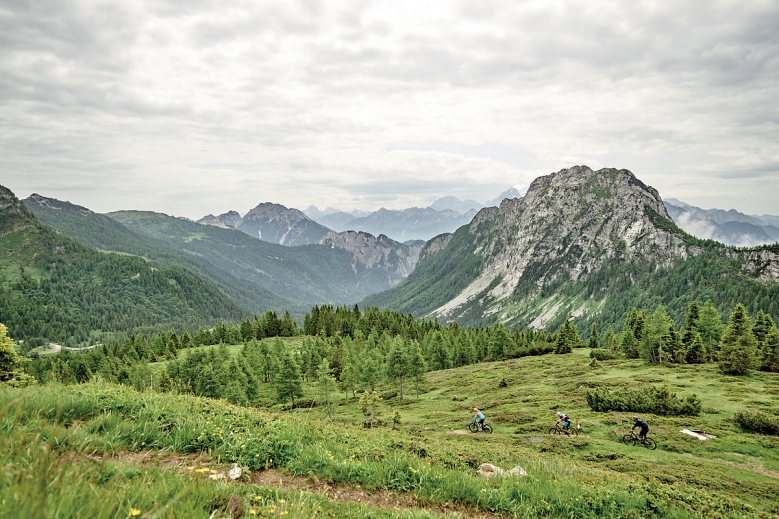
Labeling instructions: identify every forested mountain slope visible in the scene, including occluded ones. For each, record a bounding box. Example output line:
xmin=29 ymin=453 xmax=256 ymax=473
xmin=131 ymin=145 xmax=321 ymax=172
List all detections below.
xmin=23 ymin=195 xmax=290 ymax=314
xmin=363 ymin=166 xmax=779 ymax=330
xmin=107 ymin=210 xmax=414 ymax=304
xmin=0 ymin=186 xmax=245 ymax=344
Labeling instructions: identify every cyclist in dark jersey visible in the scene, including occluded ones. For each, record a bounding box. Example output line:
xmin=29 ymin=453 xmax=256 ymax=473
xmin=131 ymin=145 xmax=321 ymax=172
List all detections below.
xmin=632 ymin=416 xmax=649 ymax=440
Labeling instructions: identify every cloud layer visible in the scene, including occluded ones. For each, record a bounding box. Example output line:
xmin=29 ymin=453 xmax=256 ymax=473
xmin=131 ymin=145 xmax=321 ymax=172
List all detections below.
xmin=1 ymin=0 xmax=777 ymax=217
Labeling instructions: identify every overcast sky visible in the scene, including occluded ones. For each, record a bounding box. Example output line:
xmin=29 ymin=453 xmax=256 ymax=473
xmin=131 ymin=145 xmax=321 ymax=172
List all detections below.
xmin=1 ymin=0 xmax=777 ymax=218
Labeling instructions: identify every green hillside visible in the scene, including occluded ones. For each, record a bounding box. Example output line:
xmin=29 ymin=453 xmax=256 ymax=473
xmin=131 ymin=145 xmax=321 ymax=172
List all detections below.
xmin=4 ymin=346 xmax=779 ymax=517
xmin=23 ymin=195 xmax=291 ymax=315
xmin=0 ymin=186 xmax=245 ymax=344
xmin=106 ymin=210 xmax=400 ymax=304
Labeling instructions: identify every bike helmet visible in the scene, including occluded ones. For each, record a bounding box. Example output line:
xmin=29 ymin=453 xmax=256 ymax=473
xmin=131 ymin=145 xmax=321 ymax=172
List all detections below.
xmin=633 ymin=416 xmax=638 ymax=421
xmin=556 ymin=412 xmax=563 ymax=417
xmin=473 ymin=408 xmax=479 ymax=411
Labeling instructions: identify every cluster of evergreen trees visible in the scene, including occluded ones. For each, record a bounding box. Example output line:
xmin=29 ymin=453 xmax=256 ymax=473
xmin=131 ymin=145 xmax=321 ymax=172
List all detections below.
xmin=592 ymin=301 xmax=779 ymax=374
xmin=12 ymin=299 xmax=778 ymax=416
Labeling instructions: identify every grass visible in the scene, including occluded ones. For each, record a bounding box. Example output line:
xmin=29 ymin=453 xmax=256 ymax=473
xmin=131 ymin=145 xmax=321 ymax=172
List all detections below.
xmin=4 ymin=347 xmax=779 ymax=517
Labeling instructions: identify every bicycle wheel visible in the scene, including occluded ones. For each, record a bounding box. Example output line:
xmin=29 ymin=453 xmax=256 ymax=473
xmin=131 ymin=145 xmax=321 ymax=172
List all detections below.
xmin=549 ymin=427 xmax=560 ymax=435
xmin=565 ymin=427 xmax=578 ymax=437
xmin=622 ymin=434 xmax=636 ymax=446
xmin=468 ymin=422 xmax=479 ymax=433
xmin=643 ymin=437 xmax=657 ymax=450
xmin=482 ymin=424 xmax=493 ymax=434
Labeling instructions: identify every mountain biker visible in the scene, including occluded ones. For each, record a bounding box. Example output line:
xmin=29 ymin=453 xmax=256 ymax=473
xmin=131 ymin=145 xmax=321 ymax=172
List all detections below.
xmin=632 ymin=416 xmax=649 ymax=440
xmin=473 ymin=408 xmax=486 ymax=431
xmin=555 ymin=411 xmax=571 ymax=431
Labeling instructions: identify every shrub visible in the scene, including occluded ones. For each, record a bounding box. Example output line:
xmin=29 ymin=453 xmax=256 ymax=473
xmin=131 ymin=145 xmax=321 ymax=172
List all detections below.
xmin=584 ymin=385 xmax=701 ymax=416
xmin=589 ymin=349 xmax=620 ymax=361
xmin=734 ymin=411 xmax=779 ymax=435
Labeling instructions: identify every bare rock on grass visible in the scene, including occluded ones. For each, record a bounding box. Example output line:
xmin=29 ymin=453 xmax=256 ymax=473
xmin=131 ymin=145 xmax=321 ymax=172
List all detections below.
xmin=477 ymin=463 xmax=527 ymax=477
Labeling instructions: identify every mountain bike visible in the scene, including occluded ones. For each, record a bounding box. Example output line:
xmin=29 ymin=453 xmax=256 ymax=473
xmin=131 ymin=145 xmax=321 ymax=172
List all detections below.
xmin=548 ymin=424 xmax=578 ymax=436
xmin=469 ymin=421 xmax=493 ymax=433
xmin=622 ymin=430 xmax=657 ymax=450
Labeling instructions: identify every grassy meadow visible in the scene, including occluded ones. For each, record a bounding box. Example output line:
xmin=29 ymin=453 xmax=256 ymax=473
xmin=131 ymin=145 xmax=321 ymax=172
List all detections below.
xmin=2 ymin=344 xmax=778 ymax=518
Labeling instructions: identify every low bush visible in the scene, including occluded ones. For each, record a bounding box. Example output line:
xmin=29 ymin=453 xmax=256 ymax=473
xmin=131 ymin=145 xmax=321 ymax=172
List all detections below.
xmin=734 ymin=410 xmax=779 ymax=436
xmin=589 ymin=349 xmax=620 ymax=361
xmin=584 ymin=385 xmax=701 ymax=416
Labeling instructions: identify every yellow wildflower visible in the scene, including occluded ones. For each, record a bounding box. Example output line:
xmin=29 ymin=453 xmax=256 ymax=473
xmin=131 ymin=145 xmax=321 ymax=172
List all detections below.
xmin=129 ymin=508 xmax=141 ymax=516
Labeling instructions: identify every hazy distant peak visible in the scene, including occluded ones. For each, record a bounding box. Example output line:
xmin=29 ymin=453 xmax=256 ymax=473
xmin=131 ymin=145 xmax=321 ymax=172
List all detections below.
xmin=484 ymin=187 xmax=522 ymax=207
xmin=429 ymin=195 xmax=482 ymax=214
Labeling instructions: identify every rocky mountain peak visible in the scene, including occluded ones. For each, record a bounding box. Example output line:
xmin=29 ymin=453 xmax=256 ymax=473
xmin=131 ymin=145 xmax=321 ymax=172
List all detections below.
xmin=319 ymin=230 xmax=423 ymax=281
xmin=237 ymin=202 xmax=331 ymax=246
xmin=433 ymin=166 xmax=691 ymax=320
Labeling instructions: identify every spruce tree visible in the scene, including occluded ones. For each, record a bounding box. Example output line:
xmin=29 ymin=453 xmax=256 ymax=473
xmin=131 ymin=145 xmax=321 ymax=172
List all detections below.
xmin=759 ymin=324 xmax=779 ymax=373
xmin=698 ymin=301 xmax=724 ymax=361
xmin=685 ymin=331 xmax=706 ymax=364
xmin=718 ymin=303 xmax=758 ymax=375
xmin=588 ymin=323 xmax=599 ymax=349
xmin=489 ymin=323 xmax=512 ymax=360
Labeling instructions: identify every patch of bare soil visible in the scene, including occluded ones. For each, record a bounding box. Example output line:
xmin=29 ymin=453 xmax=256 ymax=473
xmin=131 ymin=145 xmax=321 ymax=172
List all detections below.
xmin=251 ymin=469 xmax=496 ymax=518
xmin=77 ymin=451 xmax=498 ymax=518
xmin=447 ymin=429 xmax=473 ymax=435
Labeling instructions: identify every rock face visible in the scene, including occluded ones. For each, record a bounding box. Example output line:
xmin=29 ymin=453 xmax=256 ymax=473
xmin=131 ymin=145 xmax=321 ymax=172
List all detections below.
xmin=318 ymin=231 xmax=423 ymax=283
xmin=236 ymin=203 xmax=332 ymax=246
xmin=432 ymin=166 xmax=690 ymax=320
xmin=197 ymin=211 xmax=241 ymax=229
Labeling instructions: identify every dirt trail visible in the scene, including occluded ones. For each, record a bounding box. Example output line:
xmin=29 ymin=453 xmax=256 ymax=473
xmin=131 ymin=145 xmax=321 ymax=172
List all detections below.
xmin=85 ymin=451 xmax=498 ymax=518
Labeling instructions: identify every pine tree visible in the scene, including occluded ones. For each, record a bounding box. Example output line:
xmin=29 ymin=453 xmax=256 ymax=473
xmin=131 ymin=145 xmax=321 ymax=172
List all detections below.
xmin=385 ymin=337 xmax=410 ymax=401
xmin=407 ymin=340 xmax=427 ymax=400
xmin=428 ymin=330 xmax=452 ymax=370
xmin=698 ymin=301 xmax=724 ymax=362
xmin=316 ymin=359 xmax=338 ymax=421
xmin=685 ymin=300 xmax=701 ymax=333
xmin=489 ymin=323 xmax=512 ymax=360
xmin=759 ymin=324 xmax=779 ymax=373
xmin=718 ymin=303 xmax=758 ymax=375
xmin=588 ymin=323 xmax=599 ymax=349
xmin=273 ymin=347 xmax=304 ymax=405
xmin=685 ymin=331 xmax=706 ymax=364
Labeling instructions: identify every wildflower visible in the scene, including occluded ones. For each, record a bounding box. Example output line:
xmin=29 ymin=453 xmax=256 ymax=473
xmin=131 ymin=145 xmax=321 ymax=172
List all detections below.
xmin=249 ymin=509 xmax=257 ymax=515
xmin=187 ymin=466 xmax=194 ymax=470
xmin=129 ymin=508 xmax=141 ymax=516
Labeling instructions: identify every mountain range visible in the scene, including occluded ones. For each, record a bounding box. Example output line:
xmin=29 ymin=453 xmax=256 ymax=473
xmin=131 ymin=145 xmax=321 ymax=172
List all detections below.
xmin=5 ymin=168 xmax=779 ymax=343
xmin=664 ymin=198 xmax=779 ymax=247
xmin=197 ymin=187 xmax=523 ymax=246
xmin=363 ymin=166 xmax=779 ymax=330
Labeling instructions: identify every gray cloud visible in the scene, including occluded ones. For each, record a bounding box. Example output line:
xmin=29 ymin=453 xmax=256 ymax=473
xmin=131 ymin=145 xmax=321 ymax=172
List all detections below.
xmin=0 ymin=0 xmax=777 ymax=217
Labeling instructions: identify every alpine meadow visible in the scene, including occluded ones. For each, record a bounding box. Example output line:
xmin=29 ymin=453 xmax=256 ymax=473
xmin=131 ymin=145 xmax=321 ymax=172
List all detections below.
xmin=2 ymin=1 xmax=779 ymax=518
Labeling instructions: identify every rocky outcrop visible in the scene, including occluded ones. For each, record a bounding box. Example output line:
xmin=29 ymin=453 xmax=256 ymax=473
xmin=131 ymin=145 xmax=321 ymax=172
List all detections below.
xmin=197 ymin=210 xmax=241 ymax=229
xmin=418 ymin=233 xmax=453 ymax=263
xmin=432 ymin=166 xmax=692 ymax=320
xmin=319 ymin=230 xmax=422 ymax=282
xmin=237 ymin=203 xmax=332 ymax=246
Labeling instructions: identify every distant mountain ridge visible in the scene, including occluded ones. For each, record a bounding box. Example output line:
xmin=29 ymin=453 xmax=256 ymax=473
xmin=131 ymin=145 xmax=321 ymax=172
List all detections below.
xmin=664 ymin=198 xmax=779 ymax=246
xmin=4 ymin=186 xmax=245 ymax=343
xmin=363 ymin=166 xmax=779 ymax=330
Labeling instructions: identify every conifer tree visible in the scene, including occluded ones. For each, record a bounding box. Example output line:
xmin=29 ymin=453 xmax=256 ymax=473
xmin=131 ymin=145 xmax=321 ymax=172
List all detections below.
xmin=752 ymin=310 xmax=774 ymax=347
xmin=685 ymin=331 xmax=706 ymax=364
xmin=428 ymin=330 xmax=452 ymax=370
xmin=0 ymin=323 xmax=34 ymax=386
xmin=407 ymin=340 xmax=427 ymax=400
xmin=490 ymin=323 xmax=513 ymax=360
xmin=759 ymin=323 xmax=779 ymax=373
xmin=685 ymin=300 xmax=701 ymax=333
xmin=359 ymin=347 xmax=382 ymax=392
xmin=698 ymin=301 xmax=724 ymax=361
xmin=316 ymin=359 xmax=338 ymax=421
xmin=359 ymin=390 xmax=382 ymax=428
xmin=588 ymin=323 xmax=599 ymax=349
xmin=386 ymin=337 xmax=410 ymax=401
xmin=273 ymin=347 xmax=304 ymax=405
xmin=718 ymin=303 xmax=758 ymax=375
